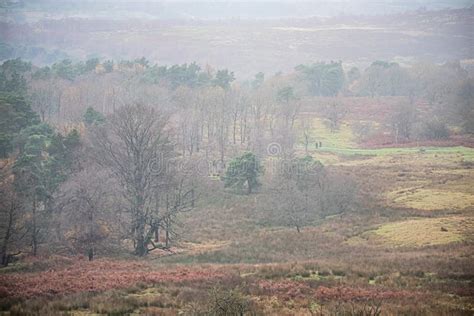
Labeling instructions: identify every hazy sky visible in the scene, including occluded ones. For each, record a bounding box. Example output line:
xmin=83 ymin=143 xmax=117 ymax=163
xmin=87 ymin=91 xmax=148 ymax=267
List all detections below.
xmin=15 ymin=0 xmax=474 ymax=20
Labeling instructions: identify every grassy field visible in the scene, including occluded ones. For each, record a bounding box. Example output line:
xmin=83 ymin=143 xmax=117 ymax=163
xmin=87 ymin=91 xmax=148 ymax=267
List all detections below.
xmin=348 ymin=216 xmax=474 ymax=247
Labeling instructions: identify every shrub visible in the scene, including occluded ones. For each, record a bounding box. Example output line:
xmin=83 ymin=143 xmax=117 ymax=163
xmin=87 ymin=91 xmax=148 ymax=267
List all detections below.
xmin=205 ymin=287 xmax=258 ymax=316
xmin=419 ymin=119 xmax=449 ymax=140
xmin=352 ymin=121 xmax=374 ymax=142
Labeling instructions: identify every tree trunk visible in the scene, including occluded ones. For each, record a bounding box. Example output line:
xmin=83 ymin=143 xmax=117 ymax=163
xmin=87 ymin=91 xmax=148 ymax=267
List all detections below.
xmin=165 ymin=197 xmax=170 ymax=248
xmin=154 ymin=224 xmax=160 ymax=243
xmin=233 ymin=117 xmax=237 ymax=144
xmin=0 ymin=202 xmax=14 ymax=267
xmin=32 ymin=197 xmax=38 ymax=257
xmin=134 ymin=213 xmax=147 ymax=256
xmin=165 ymin=218 xmax=170 ymax=249
xmin=0 ymin=253 xmax=7 ymax=267
xmin=88 ymin=209 xmax=94 ymax=261
xmin=135 ymin=237 xmax=147 ymax=256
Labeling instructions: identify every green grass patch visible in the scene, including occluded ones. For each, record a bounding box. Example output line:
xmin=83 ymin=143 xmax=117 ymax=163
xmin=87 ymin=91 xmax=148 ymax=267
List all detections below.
xmin=297 ymin=118 xmax=356 ymax=149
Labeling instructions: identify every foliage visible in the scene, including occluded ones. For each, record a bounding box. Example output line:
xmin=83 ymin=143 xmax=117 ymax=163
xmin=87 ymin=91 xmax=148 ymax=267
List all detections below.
xmin=0 ymin=59 xmax=31 ymax=95
xmin=102 ymin=60 xmax=114 ymax=73
xmin=223 ymin=152 xmax=263 ymax=194
xmin=142 ymin=62 xmax=210 ymax=89
xmin=347 ymin=66 xmax=361 ymax=84
xmin=296 ymin=61 xmax=345 ymax=96
xmin=352 ymin=121 xmax=374 ymax=142
xmin=0 ymin=93 xmax=39 ymax=157
xmin=204 ymin=287 xmax=256 ymax=316
xmin=251 ymin=72 xmax=265 ymax=90
xmin=84 ymin=58 xmax=100 ymax=72
xmin=322 ymin=100 xmax=346 ymax=132
xmin=32 ymin=67 xmax=52 ymax=80
xmin=355 ymin=61 xmax=411 ymax=97
xmin=453 ymin=79 xmax=474 ymax=133
xmin=0 ymin=259 xmax=226 ymax=299
xmin=213 ymin=69 xmax=235 ymax=89
xmin=83 ymin=107 xmax=105 ymax=125
xmin=51 ymin=59 xmax=79 ymax=81
xmin=419 ymin=118 xmax=449 ymax=140
xmin=49 ymin=58 xmax=102 ymax=81
xmin=389 ymin=102 xmax=416 ymax=142
xmin=12 ymin=123 xmax=81 ymax=255
xmin=276 ymin=86 xmax=296 ymax=104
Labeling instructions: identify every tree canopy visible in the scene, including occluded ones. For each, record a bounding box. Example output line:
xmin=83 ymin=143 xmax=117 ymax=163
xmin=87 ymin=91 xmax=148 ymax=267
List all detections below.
xmin=223 ymin=152 xmax=263 ymax=194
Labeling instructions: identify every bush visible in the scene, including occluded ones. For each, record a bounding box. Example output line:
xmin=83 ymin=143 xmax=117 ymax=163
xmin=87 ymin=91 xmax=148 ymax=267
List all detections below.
xmin=205 ymin=287 xmax=259 ymax=316
xmin=419 ymin=119 xmax=449 ymax=140
xmin=352 ymin=121 xmax=374 ymax=142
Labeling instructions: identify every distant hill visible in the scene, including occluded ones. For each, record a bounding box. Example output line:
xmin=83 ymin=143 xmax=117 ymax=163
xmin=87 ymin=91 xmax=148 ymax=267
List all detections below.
xmin=8 ymin=0 xmax=474 ymax=20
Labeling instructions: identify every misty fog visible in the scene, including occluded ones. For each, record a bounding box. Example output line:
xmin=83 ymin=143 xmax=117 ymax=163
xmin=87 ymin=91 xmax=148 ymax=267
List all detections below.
xmin=0 ymin=1 xmax=473 ymax=315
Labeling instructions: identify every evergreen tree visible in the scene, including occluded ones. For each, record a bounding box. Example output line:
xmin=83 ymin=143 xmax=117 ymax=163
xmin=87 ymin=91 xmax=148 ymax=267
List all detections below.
xmin=223 ymin=152 xmax=263 ymax=194
xmin=13 ymin=124 xmax=81 ymax=256
xmin=83 ymin=107 xmax=105 ymax=125
xmin=295 ymin=62 xmax=345 ymax=96
xmin=0 ymin=93 xmax=39 ymax=157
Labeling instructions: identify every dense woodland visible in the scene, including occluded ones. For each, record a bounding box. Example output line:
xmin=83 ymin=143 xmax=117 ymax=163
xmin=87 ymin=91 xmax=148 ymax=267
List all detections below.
xmin=1 ymin=56 xmax=472 ymax=265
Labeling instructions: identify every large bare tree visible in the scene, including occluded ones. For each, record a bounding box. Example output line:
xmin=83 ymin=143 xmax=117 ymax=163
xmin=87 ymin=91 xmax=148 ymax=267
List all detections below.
xmin=92 ymin=104 xmax=173 ymax=256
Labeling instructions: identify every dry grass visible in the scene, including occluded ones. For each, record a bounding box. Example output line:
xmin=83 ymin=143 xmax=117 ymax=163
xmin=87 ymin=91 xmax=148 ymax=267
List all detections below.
xmin=368 ymin=216 xmax=474 ymax=247
xmin=387 ymin=188 xmax=474 ymax=211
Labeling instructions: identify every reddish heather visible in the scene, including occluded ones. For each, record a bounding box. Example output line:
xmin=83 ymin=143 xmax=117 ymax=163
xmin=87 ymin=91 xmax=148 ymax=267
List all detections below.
xmin=257 ymin=279 xmax=420 ymax=302
xmin=315 ymin=286 xmax=420 ymax=302
xmin=0 ymin=259 xmax=226 ymax=299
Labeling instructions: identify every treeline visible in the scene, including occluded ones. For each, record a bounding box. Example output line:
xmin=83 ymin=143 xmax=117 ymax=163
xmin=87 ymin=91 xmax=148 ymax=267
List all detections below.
xmin=15 ymin=57 xmax=474 ymax=135
xmin=0 ymin=56 xmax=472 ymax=264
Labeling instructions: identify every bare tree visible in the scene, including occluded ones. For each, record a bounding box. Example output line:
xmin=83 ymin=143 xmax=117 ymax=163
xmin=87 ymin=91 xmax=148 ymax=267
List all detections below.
xmin=264 ymin=157 xmax=357 ymax=231
xmin=301 ymin=118 xmax=313 ymax=154
xmin=61 ymin=167 xmax=111 ymax=261
xmin=92 ymin=104 xmax=173 ymax=256
xmin=265 ymin=156 xmax=325 ymax=232
xmin=389 ymin=101 xmax=416 ymax=143
xmin=323 ymin=99 xmax=346 ymax=132
xmin=29 ymin=79 xmax=58 ymax=122
xmin=156 ymin=159 xmax=198 ymax=249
